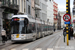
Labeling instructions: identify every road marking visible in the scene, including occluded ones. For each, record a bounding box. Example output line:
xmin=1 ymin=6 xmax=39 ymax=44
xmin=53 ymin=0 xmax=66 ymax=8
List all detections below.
xmin=47 ymin=48 xmax=53 ymax=50
xmin=35 ymin=48 xmax=42 ymax=50
xmin=11 ymin=49 xmax=16 ymax=50
xmin=22 ymin=48 xmax=29 ymax=50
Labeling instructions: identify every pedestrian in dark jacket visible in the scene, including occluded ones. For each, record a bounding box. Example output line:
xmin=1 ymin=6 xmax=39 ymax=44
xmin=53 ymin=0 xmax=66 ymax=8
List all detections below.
xmin=70 ymin=27 xmax=74 ymax=40
xmin=63 ymin=27 xmax=66 ymax=36
xmin=1 ymin=29 xmax=7 ymax=44
xmin=54 ymin=28 xmax=55 ymax=32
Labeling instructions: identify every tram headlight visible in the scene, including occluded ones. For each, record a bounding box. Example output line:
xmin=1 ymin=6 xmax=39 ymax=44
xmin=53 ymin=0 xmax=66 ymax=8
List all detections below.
xmin=22 ymin=35 xmax=25 ymax=36
xmin=11 ymin=35 xmax=14 ymax=37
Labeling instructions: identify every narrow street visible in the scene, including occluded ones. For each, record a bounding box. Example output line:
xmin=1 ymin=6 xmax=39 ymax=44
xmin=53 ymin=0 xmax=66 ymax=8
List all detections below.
xmin=0 ymin=31 xmax=62 ymax=50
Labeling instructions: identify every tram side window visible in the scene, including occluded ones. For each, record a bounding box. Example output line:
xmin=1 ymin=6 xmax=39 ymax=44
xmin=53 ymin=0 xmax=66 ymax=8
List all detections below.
xmin=27 ymin=24 xmax=32 ymax=33
xmin=51 ymin=26 xmax=53 ymax=30
xmin=43 ymin=25 xmax=45 ymax=31
xmin=44 ymin=25 xmax=47 ymax=31
xmin=32 ymin=23 xmax=36 ymax=32
xmin=41 ymin=24 xmax=44 ymax=31
xmin=49 ymin=26 xmax=50 ymax=30
xmin=38 ymin=24 xmax=41 ymax=32
xmin=27 ymin=23 xmax=36 ymax=33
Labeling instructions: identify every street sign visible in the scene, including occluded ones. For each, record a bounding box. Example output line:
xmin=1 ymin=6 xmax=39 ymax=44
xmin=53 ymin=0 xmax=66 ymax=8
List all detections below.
xmin=63 ymin=14 xmax=71 ymax=22
xmin=64 ymin=22 xmax=70 ymax=24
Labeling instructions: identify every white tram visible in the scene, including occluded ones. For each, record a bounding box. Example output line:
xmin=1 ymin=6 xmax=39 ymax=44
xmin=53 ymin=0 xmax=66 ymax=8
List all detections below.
xmin=11 ymin=15 xmax=54 ymax=42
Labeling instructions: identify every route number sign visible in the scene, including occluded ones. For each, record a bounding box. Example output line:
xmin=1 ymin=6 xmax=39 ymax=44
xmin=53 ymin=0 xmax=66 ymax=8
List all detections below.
xmin=63 ymin=14 xmax=71 ymax=22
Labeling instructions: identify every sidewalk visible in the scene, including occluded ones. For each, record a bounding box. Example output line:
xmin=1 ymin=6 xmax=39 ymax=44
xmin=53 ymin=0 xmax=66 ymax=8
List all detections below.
xmin=54 ymin=35 xmax=75 ymax=50
xmin=0 ymin=40 xmax=11 ymax=45
xmin=54 ymin=30 xmax=62 ymax=33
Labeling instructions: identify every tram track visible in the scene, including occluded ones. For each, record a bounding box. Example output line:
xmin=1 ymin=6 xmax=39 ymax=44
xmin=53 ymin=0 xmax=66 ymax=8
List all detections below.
xmin=0 ymin=31 xmax=62 ymax=50
xmin=12 ymin=31 xmax=62 ymax=50
xmin=2 ymin=32 xmax=58 ymax=50
xmin=0 ymin=41 xmax=30 ymax=50
xmin=31 ymin=32 xmax=62 ymax=50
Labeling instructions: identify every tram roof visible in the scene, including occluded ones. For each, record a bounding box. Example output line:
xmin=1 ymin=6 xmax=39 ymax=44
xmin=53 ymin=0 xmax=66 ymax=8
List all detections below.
xmin=12 ymin=15 xmax=45 ymax=24
xmin=12 ymin=15 xmax=29 ymax=18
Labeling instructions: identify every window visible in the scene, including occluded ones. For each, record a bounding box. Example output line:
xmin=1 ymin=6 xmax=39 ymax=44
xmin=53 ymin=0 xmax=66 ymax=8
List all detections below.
xmin=12 ymin=0 xmax=17 ymax=5
xmin=27 ymin=23 xmax=36 ymax=33
xmin=27 ymin=0 xmax=29 ymax=1
xmin=50 ymin=0 xmax=51 ymax=1
xmin=28 ymin=5 xmax=30 ymax=14
xmin=21 ymin=0 xmax=24 ymax=12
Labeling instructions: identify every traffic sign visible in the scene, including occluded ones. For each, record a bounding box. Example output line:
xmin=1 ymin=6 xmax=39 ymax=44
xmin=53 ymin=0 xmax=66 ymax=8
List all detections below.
xmin=64 ymin=22 xmax=70 ymax=24
xmin=63 ymin=14 xmax=71 ymax=22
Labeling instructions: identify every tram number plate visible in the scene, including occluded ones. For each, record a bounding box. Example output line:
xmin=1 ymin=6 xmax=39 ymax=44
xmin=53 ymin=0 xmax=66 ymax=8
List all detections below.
xmin=16 ymin=34 xmax=19 ymax=38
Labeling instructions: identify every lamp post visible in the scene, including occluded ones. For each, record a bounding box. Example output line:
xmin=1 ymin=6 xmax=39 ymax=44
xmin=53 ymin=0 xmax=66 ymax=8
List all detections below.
xmin=66 ymin=0 xmax=70 ymax=46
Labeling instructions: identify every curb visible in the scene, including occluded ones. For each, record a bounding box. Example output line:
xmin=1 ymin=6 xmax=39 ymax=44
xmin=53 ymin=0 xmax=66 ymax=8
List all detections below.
xmin=54 ymin=30 xmax=62 ymax=33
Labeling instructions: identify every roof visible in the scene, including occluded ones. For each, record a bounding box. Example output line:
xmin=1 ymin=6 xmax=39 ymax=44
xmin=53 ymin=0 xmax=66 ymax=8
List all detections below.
xmin=12 ymin=15 xmax=29 ymax=19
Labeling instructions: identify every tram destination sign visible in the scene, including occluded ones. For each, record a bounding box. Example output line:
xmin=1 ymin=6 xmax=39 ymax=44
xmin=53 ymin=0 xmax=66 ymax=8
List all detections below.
xmin=63 ymin=14 xmax=71 ymax=22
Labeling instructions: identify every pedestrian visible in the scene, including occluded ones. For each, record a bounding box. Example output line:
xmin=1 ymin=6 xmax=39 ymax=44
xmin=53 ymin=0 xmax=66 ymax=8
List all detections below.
xmin=70 ymin=27 xmax=74 ymax=40
xmin=63 ymin=27 xmax=66 ymax=42
xmin=1 ymin=29 xmax=7 ymax=44
xmin=54 ymin=28 xmax=56 ymax=32
xmin=63 ymin=27 xmax=66 ymax=36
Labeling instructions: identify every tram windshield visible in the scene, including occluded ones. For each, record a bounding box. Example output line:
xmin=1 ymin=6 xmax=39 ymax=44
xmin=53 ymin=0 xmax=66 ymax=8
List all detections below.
xmin=11 ymin=18 xmax=27 ymax=34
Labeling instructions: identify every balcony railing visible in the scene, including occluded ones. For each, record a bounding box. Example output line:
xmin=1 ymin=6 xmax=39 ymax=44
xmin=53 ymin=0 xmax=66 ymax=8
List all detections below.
xmin=0 ymin=0 xmax=19 ymax=10
xmin=35 ymin=0 xmax=40 ymax=5
xmin=9 ymin=4 xmax=19 ymax=10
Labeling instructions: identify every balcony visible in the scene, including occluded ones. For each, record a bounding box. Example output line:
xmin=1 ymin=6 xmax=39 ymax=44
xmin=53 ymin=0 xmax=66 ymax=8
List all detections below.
xmin=35 ymin=0 xmax=41 ymax=9
xmin=0 ymin=1 xmax=19 ymax=11
xmin=35 ymin=0 xmax=40 ymax=6
xmin=9 ymin=4 xmax=19 ymax=10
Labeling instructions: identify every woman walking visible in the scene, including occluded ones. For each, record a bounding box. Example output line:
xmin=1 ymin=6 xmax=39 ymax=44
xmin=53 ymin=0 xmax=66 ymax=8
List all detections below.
xmin=1 ymin=29 xmax=7 ymax=44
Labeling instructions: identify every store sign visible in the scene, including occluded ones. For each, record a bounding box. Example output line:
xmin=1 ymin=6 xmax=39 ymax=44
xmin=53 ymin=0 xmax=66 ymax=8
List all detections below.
xmin=8 ymin=14 xmax=14 ymax=19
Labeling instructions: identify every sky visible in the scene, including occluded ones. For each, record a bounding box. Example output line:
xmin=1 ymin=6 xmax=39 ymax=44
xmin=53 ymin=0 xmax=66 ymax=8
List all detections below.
xmin=54 ymin=0 xmax=73 ymax=12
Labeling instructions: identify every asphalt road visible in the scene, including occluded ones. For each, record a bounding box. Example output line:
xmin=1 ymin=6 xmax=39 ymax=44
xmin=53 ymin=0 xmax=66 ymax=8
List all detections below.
xmin=0 ymin=30 xmax=62 ymax=50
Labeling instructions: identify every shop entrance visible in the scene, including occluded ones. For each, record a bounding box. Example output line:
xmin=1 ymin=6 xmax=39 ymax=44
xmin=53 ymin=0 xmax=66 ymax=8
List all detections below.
xmin=3 ymin=12 xmax=11 ymax=39
xmin=3 ymin=19 xmax=10 ymax=34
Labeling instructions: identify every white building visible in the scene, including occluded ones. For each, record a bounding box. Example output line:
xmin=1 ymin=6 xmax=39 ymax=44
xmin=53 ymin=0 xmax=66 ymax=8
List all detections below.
xmin=39 ymin=0 xmax=47 ymax=21
xmin=47 ymin=0 xmax=54 ymax=25
xmin=60 ymin=11 xmax=66 ymax=28
xmin=17 ymin=0 xmax=32 ymax=18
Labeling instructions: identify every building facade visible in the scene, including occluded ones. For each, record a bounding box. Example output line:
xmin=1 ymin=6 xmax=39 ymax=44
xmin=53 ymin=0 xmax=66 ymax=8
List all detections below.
xmin=34 ymin=0 xmax=41 ymax=18
xmin=18 ymin=0 xmax=32 ymax=18
xmin=57 ymin=12 xmax=61 ymax=29
xmin=31 ymin=0 xmax=35 ymax=18
xmin=73 ymin=0 xmax=75 ymax=28
xmin=40 ymin=0 xmax=47 ymax=21
xmin=60 ymin=11 xmax=66 ymax=28
xmin=0 ymin=0 xmax=19 ymax=40
xmin=53 ymin=1 xmax=58 ymax=29
xmin=47 ymin=0 xmax=54 ymax=25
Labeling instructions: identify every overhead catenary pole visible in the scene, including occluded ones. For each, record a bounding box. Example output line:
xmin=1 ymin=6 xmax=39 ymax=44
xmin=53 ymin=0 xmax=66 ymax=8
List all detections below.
xmin=66 ymin=0 xmax=70 ymax=46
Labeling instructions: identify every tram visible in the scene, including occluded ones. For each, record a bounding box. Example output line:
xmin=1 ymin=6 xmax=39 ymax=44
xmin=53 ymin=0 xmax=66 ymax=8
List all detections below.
xmin=10 ymin=15 xmax=54 ymax=42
